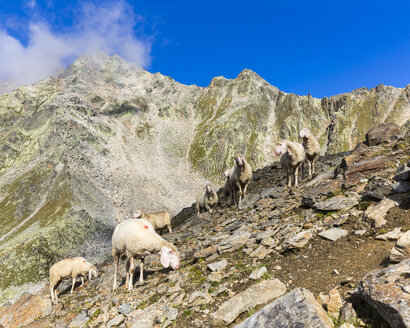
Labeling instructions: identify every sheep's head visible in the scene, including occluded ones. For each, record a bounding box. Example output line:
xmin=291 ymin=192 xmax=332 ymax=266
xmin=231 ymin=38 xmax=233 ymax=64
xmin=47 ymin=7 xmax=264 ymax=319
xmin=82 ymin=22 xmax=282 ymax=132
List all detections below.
xmin=299 ymin=128 xmax=311 ymax=139
xmin=160 ymin=246 xmax=180 ymax=270
xmin=88 ymin=266 xmax=98 ymax=281
xmin=274 ymin=142 xmax=287 ymax=156
xmin=234 ymin=154 xmax=245 ymax=167
xmin=133 ymin=210 xmax=142 ymax=218
xmin=205 ymin=183 xmax=214 ymax=195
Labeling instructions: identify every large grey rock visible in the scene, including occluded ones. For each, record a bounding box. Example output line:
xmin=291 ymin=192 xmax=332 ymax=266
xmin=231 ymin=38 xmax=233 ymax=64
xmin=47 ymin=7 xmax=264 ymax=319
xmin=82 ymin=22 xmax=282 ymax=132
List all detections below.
xmin=238 ymin=193 xmax=261 ymax=210
xmin=234 ymin=288 xmax=334 ymax=328
xmin=211 ymin=279 xmax=286 ymax=325
xmin=218 ymin=231 xmax=251 ymax=253
xmin=359 ymin=259 xmax=410 ymax=328
xmin=249 ymin=267 xmax=267 ymax=280
xmin=207 ymin=259 xmax=228 ymax=272
xmin=363 ymin=177 xmax=393 ymax=200
xmin=365 ymin=122 xmax=401 ymax=146
xmin=313 ymin=195 xmax=359 ymax=211
xmin=390 ymin=230 xmax=410 ymax=263
xmin=375 ymin=227 xmax=403 ymax=241
xmin=319 ymin=228 xmax=348 ymax=241
xmin=283 ymin=229 xmax=313 ymax=249
xmin=363 ymin=198 xmax=398 ymax=228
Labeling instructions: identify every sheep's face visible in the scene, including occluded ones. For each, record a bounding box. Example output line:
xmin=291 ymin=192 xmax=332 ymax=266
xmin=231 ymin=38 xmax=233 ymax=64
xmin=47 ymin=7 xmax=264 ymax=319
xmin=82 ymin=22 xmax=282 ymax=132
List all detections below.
xmin=206 ymin=184 xmax=214 ymax=194
xmin=88 ymin=267 xmax=98 ymax=281
xmin=274 ymin=142 xmax=287 ymax=156
xmin=234 ymin=154 xmax=245 ymax=167
xmin=161 ymin=246 xmax=180 ymax=270
xmin=299 ymin=128 xmax=311 ymax=139
xmin=133 ymin=210 xmax=142 ymax=218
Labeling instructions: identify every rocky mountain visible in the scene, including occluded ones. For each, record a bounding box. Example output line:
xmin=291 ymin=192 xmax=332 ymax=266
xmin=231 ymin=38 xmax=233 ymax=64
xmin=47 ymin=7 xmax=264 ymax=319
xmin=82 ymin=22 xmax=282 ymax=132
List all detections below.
xmin=0 ymin=52 xmax=409 ymax=305
xmin=0 ymin=127 xmax=409 ymax=328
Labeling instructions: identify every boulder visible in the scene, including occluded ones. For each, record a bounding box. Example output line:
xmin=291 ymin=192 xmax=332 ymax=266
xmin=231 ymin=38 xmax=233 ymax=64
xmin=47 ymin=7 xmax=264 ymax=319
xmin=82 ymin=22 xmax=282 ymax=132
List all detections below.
xmin=234 ymin=288 xmax=333 ymax=328
xmin=375 ymin=227 xmax=403 ymax=241
xmin=362 ymin=177 xmax=393 ymax=200
xmin=319 ymin=228 xmax=348 ymax=241
xmin=207 ymin=259 xmax=228 ymax=272
xmin=282 ymin=229 xmax=313 ymax=250
xmin=211 ymin=279 xmax=286 ymax=325
xmin=218 ymin=231 xmax=251 ymax=253
xmin=363 ymin=198 xmax=398 ymax=228
xmin=238 ymin=193 xmax=261 ymax=210
xmin=358 ymin=259 xmax=410 ymax=328
xmin=313 ymin=195 xmax=359 ymax=211
xmin=365 ymin=122 xmax=401 ymax=146
xmin=390 ymin=230 xmax=410 ymax=263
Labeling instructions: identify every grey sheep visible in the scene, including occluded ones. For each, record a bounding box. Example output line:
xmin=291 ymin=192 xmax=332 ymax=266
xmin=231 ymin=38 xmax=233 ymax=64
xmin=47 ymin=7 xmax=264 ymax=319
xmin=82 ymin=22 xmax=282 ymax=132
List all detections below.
xmin=112 ymin=219 xmax=180 ymax=292
xmin=299 ymin=128 xmax=320 ymax=178
xmin=230 ymin=154 xmax=253 ymax=207
xmin=274 ymin=140 xmax=305 ymax=188
xmin=134 ymin=209 xmax=173 ymax=233
xmin=49 ymin=257 xmax=98 ymax=304
xmin=196 ymin=183 xmax=218 ymax=216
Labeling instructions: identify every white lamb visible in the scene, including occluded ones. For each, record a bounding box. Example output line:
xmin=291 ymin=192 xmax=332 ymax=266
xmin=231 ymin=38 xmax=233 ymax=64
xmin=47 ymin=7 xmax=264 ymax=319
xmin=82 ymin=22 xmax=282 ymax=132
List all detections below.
xmin=49 ymin=257 xmax=98 ymax=303
xmin=112 ymin=219 xmax=180 ymax=292
xmin=299 ymin=127 xmax=321 ymax=178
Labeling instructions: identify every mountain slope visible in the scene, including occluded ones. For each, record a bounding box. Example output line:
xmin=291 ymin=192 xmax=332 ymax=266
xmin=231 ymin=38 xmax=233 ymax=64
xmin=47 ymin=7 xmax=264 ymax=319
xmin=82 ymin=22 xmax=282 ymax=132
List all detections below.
xmin=0 ymin=52 xmax=408 ymax=300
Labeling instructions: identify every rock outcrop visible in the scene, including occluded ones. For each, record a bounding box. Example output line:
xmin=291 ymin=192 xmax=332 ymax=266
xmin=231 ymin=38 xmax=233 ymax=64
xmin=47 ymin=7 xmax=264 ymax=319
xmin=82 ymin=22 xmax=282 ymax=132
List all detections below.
xmin=234 ymin=288 xmax=334 ymax=328
xmin=359 ymin=259 xmax=410 ymax=328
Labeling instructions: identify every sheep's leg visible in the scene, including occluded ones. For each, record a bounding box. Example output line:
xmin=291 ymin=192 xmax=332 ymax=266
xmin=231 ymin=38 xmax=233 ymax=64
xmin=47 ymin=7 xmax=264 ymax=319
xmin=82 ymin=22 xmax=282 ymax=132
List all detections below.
xmin=70 ymin=277 xmax=76 ymax=294
xmin=50 ymin=285 xmax=54 ymax=303
xmin=128 ymin=257 xmax=135 ymax=291
xmin=55 ymin=288 xmax=58 ymax=301
xmin=243 ymin=183 xmax=248 ymax=199
xmin=168 ymin=224 xmax=172 ymax=234
xmin=139 ymin=258 xmax=145 ymax=283
xmin=112 ymin=254 xmax=119 ymax=291
xmin=231 ymin=188 xmax=236 ymax=205
xmin=312 ymin=158 xmax=316 ymax=175
xmin=294 ymin=166 xmax=299 ymax=188
xmin=308 ymin=160 xmax=312 ymax=177
xmin=287 ymin=169 xmax=292 ymax=188
xmin=81 ymin=277 xmax=84 ymax=286
xmin=237 ymin=183 xmax=243 ymax=207
xmin=125 ymin=257 xmax=130 ymax=288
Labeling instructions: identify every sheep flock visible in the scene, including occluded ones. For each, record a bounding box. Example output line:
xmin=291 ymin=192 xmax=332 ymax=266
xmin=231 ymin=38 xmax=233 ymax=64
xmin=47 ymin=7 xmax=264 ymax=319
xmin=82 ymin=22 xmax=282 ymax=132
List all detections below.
xmin=48 ymin=128 xmax=320 ymax=303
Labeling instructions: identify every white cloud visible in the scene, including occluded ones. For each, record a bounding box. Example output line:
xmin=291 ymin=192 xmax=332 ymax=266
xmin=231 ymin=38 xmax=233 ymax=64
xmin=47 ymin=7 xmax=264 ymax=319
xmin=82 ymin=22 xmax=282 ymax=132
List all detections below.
xmin=0 ymin=1 xmax=152 ymax=92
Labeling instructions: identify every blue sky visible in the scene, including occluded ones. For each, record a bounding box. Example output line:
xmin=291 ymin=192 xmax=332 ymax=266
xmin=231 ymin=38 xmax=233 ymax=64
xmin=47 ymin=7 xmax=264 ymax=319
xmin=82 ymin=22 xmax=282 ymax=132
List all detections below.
xmin=0 ymin=0 xmax=409 ymax=97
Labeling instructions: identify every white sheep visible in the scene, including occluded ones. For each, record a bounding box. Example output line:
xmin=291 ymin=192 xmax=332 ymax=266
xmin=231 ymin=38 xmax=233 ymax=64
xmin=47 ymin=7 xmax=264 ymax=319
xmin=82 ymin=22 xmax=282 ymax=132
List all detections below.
xmin=133 ymin=209 xmax=173 ymax=233
xmin=49 ymin=257 xmax=98 ymax=303
xmin=274 ymin=139 xmax=305 ymax=188
xmin=230 ymin=154 xmax=253 ymax=207
xmin=299 ymin=128 xmax=320 ymax=178
xmin=112 ymin=219 xmax=180 ymax=292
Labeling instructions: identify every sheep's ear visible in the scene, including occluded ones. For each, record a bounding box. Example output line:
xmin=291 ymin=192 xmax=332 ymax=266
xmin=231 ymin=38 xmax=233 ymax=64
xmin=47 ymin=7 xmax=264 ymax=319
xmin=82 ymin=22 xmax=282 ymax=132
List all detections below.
xmin=161 ymin=247 xmax=170 ymax=268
